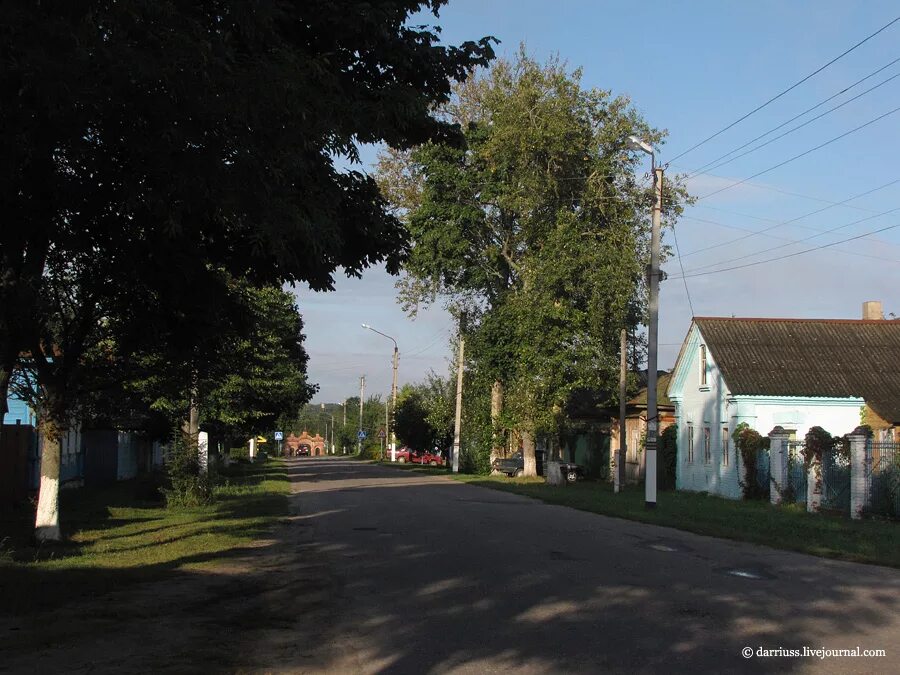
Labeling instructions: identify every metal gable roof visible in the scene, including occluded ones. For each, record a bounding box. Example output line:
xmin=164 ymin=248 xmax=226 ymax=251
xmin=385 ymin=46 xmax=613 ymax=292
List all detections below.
xmin=693 ymin=317 xmax=900 ymax=423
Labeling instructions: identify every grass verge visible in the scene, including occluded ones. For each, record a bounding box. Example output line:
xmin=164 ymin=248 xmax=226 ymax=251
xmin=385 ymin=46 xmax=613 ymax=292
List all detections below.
xmin=445 ymin=474 xmax=899 ymax=568
xmin=0 ymin=458 xmax=290 ymax=615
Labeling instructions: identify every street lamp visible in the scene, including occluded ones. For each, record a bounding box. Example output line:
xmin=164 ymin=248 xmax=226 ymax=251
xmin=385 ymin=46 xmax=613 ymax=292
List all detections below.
xmin=626 ymin=134 xmax=663 ymax=509
xmin=361 ymin=323 xmax=399 ymax=462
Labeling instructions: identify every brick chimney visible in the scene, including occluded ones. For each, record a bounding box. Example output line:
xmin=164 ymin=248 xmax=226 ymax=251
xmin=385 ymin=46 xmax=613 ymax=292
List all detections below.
xmin=862 ymin=300 xmax=883 ymax=320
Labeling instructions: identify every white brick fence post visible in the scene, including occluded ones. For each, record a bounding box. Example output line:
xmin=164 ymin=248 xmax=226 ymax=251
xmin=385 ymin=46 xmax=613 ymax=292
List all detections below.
xmin=768 ymin=426 xmax=789 ymax=505
xmin=807 ymin=455 xmax=822 ymax=514
xmin=849 ymin=427 xmax=871 ymax=520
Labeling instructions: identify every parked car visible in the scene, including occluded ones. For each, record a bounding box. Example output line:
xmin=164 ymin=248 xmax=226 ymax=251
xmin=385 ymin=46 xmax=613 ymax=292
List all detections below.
xmin=491 ymin=452 xmax=582 ymax=482
xmin=390 ymin=446 xmax=413 ymax=463
xmin=411 ymin=449 xmax=445 ymax=466
xmin=492 ymin=451 xmax=543 ymax=478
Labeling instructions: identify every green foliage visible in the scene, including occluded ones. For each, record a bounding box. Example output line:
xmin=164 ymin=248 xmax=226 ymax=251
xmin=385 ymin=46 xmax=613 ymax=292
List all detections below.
xmin=869 ymin=465 xmax=900 ymax=520
xmin=377 ymin=48 xmax=692 ymax=443
xmin=229 ymin=447 xmax=250 ymax=462
xmin=1 ymin=0 xmax=494 ymax=535
xmin=163 ymin=436 xmax=213 ymax=508
xmin=733 ymin=423 xmax=770 ymax=500
xmin=395 ymin=385 xmax=433 ymax=451
xmin=395 ymin=374 xmax=456 ymax=451
xmin=658 ymin=424 xmax=678 ymax=490
xmin=803 ymin=426 xmax=834 ymax=467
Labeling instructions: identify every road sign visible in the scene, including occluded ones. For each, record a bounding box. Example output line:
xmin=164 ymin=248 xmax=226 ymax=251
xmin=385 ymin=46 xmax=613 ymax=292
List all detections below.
xmin=357 ymin=430 xmax=367 ymax=440
xmin=274 ymin=431 xmax=284 ymax=441
xmin=378 ymin=428 xmax=386 ymax=439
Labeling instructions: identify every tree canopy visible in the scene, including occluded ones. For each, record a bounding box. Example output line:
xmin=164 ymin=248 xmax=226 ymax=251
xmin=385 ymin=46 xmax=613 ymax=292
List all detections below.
xmin=1 ymin=0 xmax=495 ymax=537
xmin=377 ymin=50 xmax=691 ymax=471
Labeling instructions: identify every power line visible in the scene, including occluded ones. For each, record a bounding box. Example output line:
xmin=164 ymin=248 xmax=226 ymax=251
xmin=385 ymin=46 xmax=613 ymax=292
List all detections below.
xmin=670 ymin=223 xmax=695 ymax=317
xmin=669 ymin=14 xmax=900 ymax=162
xmin=673 ymin=163 xmax=886 ymax=210
xmin=677 ymin=213 xmax=900 ymax=266
xmin=681 ymin=203 xmax=900 ymax=274
xmin=681 ymin=177 xmax=900 ymax=258
xmin=670 ymin=219 xmax=900 ymax=279
xmin=691 ymin=68 xmax=900 ymax=177
xmin=696 ymin=104 xmax=900 ymax=201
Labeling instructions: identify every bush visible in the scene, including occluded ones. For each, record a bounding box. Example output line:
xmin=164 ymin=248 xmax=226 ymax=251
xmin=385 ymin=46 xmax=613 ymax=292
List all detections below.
xmin=733 ymin=423 xmax=769 ymax=500
xmin=163 ymin=435 xmax=213 ymax=508
xmin=229 ymin=446 xmax=250 ymax=462
xmin=869 ymin=465 xmax=900 ymax=520
xmin=460 ymin=443 xmax=491 ymax=475
xmin=658 ymin=424 xmax=678 ymax=490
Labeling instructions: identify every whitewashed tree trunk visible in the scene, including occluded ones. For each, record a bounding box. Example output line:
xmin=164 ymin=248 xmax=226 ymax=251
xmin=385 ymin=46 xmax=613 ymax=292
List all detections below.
xmin=490 ymin=380 xmax=503 ymax=463
xmin=35 ymin=418 xmax=62 ymax=542
xmin=522 ymin=428 xmax=537 ymax=477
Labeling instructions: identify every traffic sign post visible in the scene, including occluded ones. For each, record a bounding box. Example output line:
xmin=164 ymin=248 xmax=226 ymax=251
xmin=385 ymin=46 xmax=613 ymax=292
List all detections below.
xmin=274 ymin=431 xmax=284 ymax=441
xmin=357 ymin=430 xmax=367 ymax=440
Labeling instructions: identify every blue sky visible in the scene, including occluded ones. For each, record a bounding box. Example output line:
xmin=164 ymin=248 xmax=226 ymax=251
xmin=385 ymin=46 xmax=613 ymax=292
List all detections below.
xmin=296 ymin=0 xmax=900 ymax=403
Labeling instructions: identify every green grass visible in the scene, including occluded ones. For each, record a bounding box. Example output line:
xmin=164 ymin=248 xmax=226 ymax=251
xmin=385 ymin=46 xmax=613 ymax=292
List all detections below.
xmin=447 ymin=474 xmax=900 ymax=568
xmin=0 ymin=458 xmax=290 ymax=615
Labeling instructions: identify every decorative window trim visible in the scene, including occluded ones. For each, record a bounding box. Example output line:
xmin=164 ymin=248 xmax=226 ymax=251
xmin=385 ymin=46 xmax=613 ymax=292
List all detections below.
xmin=699 ymin=344 xmax=708 ymax=388
xmin=722 ymin=426 xmax=729 ymax=466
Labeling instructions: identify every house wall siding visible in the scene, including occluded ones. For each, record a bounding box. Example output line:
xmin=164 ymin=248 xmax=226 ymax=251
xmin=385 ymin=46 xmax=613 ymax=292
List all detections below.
xmin=670 ymin=325 xmax=741 ymax=499
xmin=670 ymin=323 xmax=868 ymax=501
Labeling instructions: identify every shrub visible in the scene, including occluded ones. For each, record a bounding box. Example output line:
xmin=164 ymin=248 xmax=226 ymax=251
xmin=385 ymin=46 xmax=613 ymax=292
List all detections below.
xmin=460 ymin=443 xmax=491 ymax=475
xmin=164 ymin=435 xmax=213 ymax=508
xmin=869 ymin=464 xmax=900 ymax=520
xmin=229 ymin=446 xmax=250 ymax=462
xmin=733 ymin=423 xmax=769 ymax=500
xmin=658 ymin=424 xmax=678 ymax=490
xmin=803 ymin=426 xmax=834 ymax=467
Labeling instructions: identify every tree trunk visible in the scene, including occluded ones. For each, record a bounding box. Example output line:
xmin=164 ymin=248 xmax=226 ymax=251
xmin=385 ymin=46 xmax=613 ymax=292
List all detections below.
xmin=490 ymin=380 xmax=504 ymax=463
xmin=35 ymin=390 xmax=65 ymax=542
xmin=522 ymin=427 xmax=537 ymax=477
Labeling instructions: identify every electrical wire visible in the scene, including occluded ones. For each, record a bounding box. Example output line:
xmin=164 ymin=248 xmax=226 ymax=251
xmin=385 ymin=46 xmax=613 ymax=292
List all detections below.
xmin=690 ymin=69 xmax=900 ymax=177
xmin=681 ymin=177 xmax=900 ymax=258
xmin=677 ymin=213 xmax=900 ymax=266
xmin=696 ymin=104 xmax=900 ymax=201
xmin=669 ymin=14 xmax=900 ymax=162
xmin=681 ymin=203 xmax=900 ymax=274
xmin=669 ymin=219 xmax=900 ymax=279
xmin=671 ymin=224 xmax=696 ymax=317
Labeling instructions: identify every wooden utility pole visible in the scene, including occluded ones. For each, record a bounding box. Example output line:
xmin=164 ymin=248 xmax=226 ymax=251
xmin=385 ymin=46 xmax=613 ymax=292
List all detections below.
xmin=358 ymin=376 xmax=365 ymax=455
xmin=452 ymin=314 xmax=466 ymax=473
xmin=616 ymin=329 xmax=627 ymax=493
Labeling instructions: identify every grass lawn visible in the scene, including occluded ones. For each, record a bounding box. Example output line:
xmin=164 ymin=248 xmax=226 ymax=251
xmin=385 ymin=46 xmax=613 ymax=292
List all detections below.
xmin=368 ymin=458 xmax=900 ymax=568
xmin=457 ymin=475 xmax=900 ymax=568
xmin=0 ymin=458 xmax=290 ymax=616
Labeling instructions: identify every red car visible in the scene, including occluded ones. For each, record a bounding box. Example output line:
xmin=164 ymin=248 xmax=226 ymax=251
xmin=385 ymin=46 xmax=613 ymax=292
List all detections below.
xmin=389 ymin=447 xmax=413 ymax=463
xmin=411 ymin=449 xmax=445 ymax=466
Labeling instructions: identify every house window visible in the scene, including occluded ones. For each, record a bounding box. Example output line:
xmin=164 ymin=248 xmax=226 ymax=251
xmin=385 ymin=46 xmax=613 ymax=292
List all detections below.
xmin=699 ymin=344 xmax=708 ymax=387
xmin=703 ymin=427 xmax=711 ymax=463
xmin=722 ymin=426 xmax=729 ymax=466
xmin=687 ymin=424 xmax=694 ymax=462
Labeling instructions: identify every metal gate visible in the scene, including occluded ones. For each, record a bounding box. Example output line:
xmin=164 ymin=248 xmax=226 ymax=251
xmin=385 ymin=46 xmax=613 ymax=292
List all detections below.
xmin=820 ymin=445 xmax=850 ymax=513
xmin=866 ymin=441 xmax=900 ymax=519
xmin=786 ymin=441 xmax=807 ymax=504
xmin=756 ymin=446 xmax=770 ymax=495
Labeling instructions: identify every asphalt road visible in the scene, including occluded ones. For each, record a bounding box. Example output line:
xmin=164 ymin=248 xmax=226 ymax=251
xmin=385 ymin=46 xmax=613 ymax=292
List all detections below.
xmin=249 ymin=457 xmax=900 ymax=675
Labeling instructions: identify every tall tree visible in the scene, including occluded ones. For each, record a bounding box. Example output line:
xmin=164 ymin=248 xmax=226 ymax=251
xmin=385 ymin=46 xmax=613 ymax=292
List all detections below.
xmin=1 ymin=0 xmax=495 ymax=538
xmin=377 ymin=50 xmax=690 ymax=474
